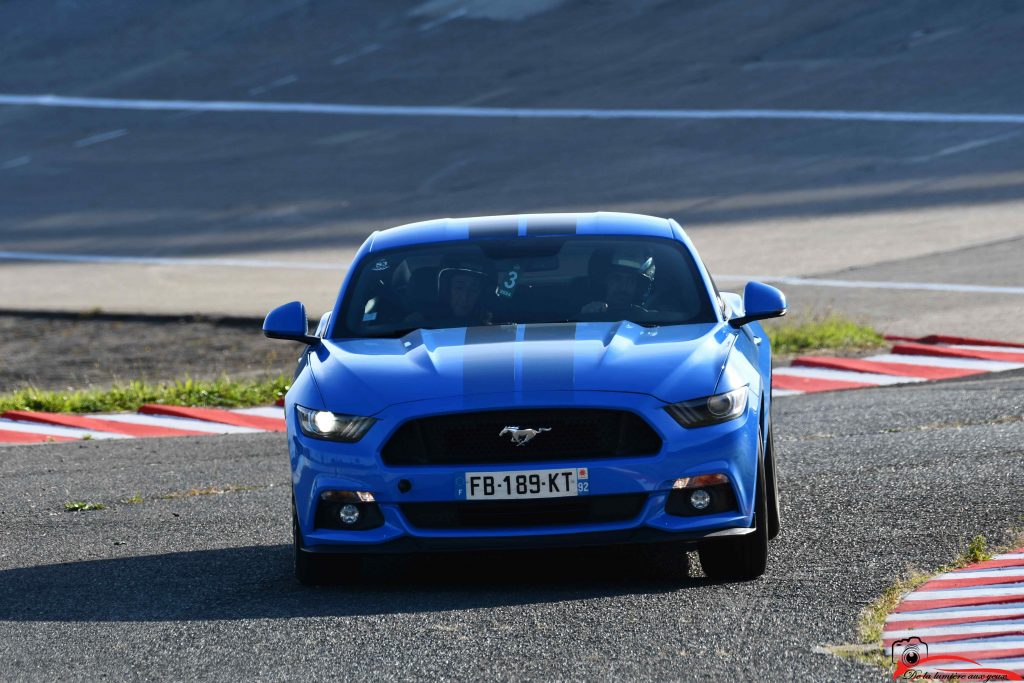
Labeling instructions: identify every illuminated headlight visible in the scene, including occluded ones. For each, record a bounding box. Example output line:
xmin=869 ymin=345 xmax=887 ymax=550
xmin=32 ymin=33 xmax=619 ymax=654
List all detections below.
xmin=664 ymin=386 xmax=748 ymax=428
xmin=296 ymin=405 xmax=376 ymax=442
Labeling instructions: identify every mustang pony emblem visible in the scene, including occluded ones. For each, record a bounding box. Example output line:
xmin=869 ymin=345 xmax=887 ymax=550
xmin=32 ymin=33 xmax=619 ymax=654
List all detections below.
xmin=499 ymin=426 xmax=551 ymax=446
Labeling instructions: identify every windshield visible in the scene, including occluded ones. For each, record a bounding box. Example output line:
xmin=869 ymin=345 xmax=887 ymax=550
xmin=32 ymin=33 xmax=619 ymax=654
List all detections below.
xmin=333 ymin=236 xmax=717 ymax=338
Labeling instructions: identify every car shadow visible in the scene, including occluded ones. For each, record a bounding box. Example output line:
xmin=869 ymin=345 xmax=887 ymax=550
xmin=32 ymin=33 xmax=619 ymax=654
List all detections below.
xmin=0 ymin=544 xmax=703 ymax=622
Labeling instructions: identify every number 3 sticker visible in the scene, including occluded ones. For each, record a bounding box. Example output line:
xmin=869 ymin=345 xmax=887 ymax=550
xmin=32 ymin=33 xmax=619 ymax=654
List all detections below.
xmin=496 ymin=265 xmax=520 ymax=298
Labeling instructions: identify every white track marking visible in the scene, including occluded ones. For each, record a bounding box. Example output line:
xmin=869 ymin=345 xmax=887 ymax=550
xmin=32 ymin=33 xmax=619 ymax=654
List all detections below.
xmin=887 ymin=604 xmax=1024 ymax=622
xmin=950 ymin=344 xmax=1024 ymax=353
xmin=884 ymin=619 xmax=1024 ymax=639
xmin=773 ymin=366 xmax=924 ymax=385
xmin=0 ymin=251 xmax=341 ymax=270
xmin=4 ymin=93 xmax=1024 ymax=124
xmin=933 ymin=568 xmax=1024 ymax=580
xmin=0 ymin=248 xmax=1018 ymax=298
xmin=865 ymin=354 xmax=1024 ymax=371
xmin=897 ymin=637 xmax=1024 ymax=655
xmin=248 ymin=75 xmax=298 ymax=96
xmin=1 ymin=155 xmax=31 ymax=169
xmin=231 ymin=407 xmax=286 ymax=419
xmin=418 ymin=7 xmax=468 ymax=31
xmin=331 ymin=44 xmax=380 ymax=65
xmin=997 ymin=554 xmax=1024 ymax=561
xmin=92 ymin=413 xmax=263 ymax=434
xmin=904 ymin=585 xmax=1024 ymax=600
xmin=976 ymin=657 xmax=1024 ymax=671
xmin=0 ymin=418 xmax=128 ymax=440
xmin=73 ymin=128 xmax=128 ymax=147
xmin=771 ymin=388 xmax=804 ymax=397
xmin=932 ymin=131 xmax=1022 ymax=158
xmin=718 ymin=274 xmax=1024 ymax=296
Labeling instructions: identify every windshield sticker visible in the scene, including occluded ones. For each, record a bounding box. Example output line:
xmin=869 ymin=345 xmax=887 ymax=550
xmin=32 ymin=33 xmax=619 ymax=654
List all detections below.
xmin=496 ymin=265 xmax=520 ymax=298
xmin=362 ymin=311 xmax=378 ymax=322
xmin=372 ymin=259 xmax=390 ymax=272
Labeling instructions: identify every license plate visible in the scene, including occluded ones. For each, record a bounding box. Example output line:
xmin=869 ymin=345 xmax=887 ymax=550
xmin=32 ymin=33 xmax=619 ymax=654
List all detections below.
xmin=463 ymin=468 xmax=589 ymax=500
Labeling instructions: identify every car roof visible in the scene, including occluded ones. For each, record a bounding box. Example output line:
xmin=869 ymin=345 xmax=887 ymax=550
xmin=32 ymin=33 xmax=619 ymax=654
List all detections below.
xmin=367 ymin=212 xmax=677 ymax=253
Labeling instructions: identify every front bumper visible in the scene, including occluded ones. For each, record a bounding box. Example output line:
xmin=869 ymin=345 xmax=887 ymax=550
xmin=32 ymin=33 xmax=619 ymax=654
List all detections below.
xmin=287 ymin=390 xmax=762 ymax=551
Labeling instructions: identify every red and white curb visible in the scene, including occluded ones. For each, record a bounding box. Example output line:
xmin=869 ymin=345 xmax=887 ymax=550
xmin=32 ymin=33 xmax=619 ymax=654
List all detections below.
xmin=0 ymin=404 xmax=285 ymax=445
xmin=774 ymin=334 xmax=1024 ymax=396
xmin=883 ymin=549 xmax=1024 ymax=675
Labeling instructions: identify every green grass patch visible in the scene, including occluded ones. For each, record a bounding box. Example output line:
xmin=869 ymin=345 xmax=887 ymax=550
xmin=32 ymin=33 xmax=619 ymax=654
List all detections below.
xmin=0 ymin=376 xmax=289 ymax=415
xmin=763 ymin=313 xmax=885 ymax=354
xmin=64 ymin=501 xmax=106 ymax=512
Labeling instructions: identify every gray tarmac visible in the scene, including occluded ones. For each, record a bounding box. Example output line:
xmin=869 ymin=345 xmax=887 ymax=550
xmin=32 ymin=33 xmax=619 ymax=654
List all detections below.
xmin=1 ymin=371 xmax=1021 ymax=681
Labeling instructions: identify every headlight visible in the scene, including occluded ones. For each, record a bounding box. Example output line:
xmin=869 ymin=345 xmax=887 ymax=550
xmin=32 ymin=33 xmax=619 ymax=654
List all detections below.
xmin=296 ymin=405 xmax=376 ymax=442
xmin=664 ymin=386 xmax=748 ymax=428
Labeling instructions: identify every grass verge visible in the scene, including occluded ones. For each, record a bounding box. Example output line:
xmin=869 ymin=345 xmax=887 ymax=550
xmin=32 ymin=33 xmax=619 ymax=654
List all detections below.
xmin=763 ymin=313 xmax=885 ymax=355
xmin=0 ymin=376 xmax=289 ymax=414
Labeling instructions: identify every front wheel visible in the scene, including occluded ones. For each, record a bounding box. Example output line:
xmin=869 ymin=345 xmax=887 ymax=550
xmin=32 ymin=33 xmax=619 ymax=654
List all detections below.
xmin=765 ymin=426 xmax=781 ymax=540
xmin=293 ymin=499 xmax=360 ymax=586
xmin=697 ymin=432 xmax=769 ymax=581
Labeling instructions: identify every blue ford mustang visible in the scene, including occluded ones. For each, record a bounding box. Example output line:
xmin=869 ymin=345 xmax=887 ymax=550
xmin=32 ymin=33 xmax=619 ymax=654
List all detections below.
xmin=264 ymin=212 xmax=787 ymax=584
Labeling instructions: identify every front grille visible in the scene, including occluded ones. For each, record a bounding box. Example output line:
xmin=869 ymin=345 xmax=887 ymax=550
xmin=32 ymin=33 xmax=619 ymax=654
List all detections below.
xmin=381 ymin=409 xmax=662 ymax=466
xmin=400 ymin=494 xmax=647 ymax=529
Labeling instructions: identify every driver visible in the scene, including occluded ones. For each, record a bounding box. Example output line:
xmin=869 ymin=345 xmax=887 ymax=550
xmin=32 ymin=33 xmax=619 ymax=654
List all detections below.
xmin=579 ymin=249 xmax=656 ymax=316
xmin=406 ymin=260 xmax=494 ymax=327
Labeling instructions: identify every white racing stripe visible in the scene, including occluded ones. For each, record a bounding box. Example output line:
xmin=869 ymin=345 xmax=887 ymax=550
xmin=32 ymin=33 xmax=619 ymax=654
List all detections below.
xmin=4 ymin=93 xmax=1024 ymax=124
xmin=772 ymin=366 xmax=924 ymax=385
xmin=232 ymin=407 xmax=286 ymax=419
xmin=884 ymin=619 xmax=1024 ymax=639
xmin=92 ymin=413 xmax=262 ymax=434
xmin=905 ymin=585 xmax=1024 ymax=600
xmin=0 ymin=418 xmax=128 ymax=440
xmin=865 ymin=354 xmax=1024 ymax=372
xmin=887 ymin=604 xmax=1024 ymax=622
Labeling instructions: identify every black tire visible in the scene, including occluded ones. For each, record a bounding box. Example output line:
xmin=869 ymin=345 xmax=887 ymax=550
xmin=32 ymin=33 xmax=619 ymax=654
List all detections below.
xmin=765 ymin=426 xmax=781 ymax=540
xmin=697 ymin=432 xmax=769 ymax=581
xmin=292 ymin=499 xmax=360 ymax=586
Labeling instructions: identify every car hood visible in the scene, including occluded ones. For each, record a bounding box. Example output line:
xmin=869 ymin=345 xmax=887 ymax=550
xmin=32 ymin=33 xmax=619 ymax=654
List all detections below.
xmin=311 ymin=322 xmax=734 ymax=415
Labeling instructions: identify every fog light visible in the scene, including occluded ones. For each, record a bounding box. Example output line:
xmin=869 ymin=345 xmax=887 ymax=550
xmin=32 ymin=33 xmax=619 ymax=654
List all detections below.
xmin=689 ymin=489 xmax=711 ymax=510
xmin=339 ymin=504 xmax=360 ymax=525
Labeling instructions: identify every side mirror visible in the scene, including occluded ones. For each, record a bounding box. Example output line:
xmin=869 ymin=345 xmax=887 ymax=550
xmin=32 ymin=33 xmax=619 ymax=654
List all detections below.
xmin=263 ymin=301 xmax=320 ymax=345
xmin=728 ymin=281 xmax=787 ymax=328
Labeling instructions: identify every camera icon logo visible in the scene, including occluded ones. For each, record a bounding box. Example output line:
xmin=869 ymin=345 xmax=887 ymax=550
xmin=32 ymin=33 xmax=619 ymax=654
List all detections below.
xmin=891 ymin=636 xmax=929 ymax=667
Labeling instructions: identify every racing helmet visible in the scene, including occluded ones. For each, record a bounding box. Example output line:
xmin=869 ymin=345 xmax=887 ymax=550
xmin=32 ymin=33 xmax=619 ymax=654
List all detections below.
xmin=606 ymin=248 xmax=656 ymax=306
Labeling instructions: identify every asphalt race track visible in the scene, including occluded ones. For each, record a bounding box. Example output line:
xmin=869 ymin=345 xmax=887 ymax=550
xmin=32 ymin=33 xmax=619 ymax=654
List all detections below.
xmin=1 ymin=371 xmax=1021 ymax=681
xmin=2 ymin=1 xmax=1024 ymax=680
